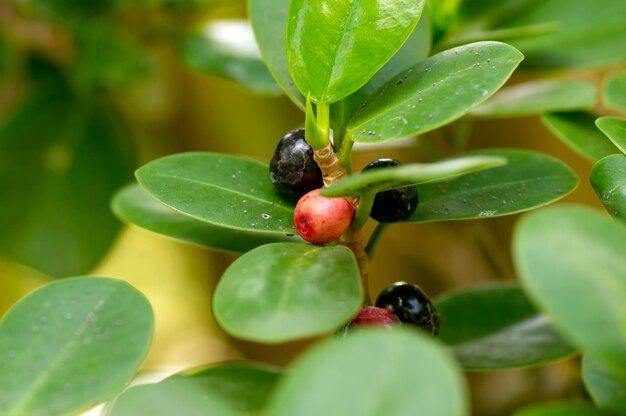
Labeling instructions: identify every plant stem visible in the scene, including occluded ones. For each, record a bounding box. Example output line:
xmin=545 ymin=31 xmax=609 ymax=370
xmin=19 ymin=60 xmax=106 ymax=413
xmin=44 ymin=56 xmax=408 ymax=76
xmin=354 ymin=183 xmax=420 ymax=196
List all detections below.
xmin=351 ymin=192 xmax=375 ymax=230
xmin=338 ymin=131 xmax=354 ymax=174
xmin=365 ymin=222 xmax=391 ymax=259
xmin=339 ymin=227 xmax=371 ymax=305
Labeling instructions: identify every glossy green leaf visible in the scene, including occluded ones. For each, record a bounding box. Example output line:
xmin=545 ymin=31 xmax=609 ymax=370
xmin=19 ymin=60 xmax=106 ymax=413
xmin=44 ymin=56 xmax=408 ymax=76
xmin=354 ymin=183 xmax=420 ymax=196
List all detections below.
xmin=112 ymin=183 xmax=301 ymax=253
xmin=590 ymin=155 xmax=626 ymax=221
xmin=249 ymin=0 xmax=304 ymax=108
xmin=455 ymin=0 xmax=540 ymax=26
xmin=470 ymin=80 xmax=597 ymax=118
xmin=514 ymin=402 xmax=612 ymax=416
xmin=513 ymin=205 xmax=626 ymax=373
xmin=596 ymin=117 xmax=626 ymax=154
xmin=542 ymin=112 xmax=619 ymax=162
xmin=321 ymin=155 xmax=505 ymax=198
xmin=213 ymin=243 xmax=362 ymax=343
xmin=181 ymin=19 xmax=282 ymax=95
xmin=286 ymin=0 xmax=426 ymax=104
xmin=603 ymin=71 xmax=626 ymax=113
xmin=583 ymin=354 xmax=626 ymax=415
xmin=0 ymin=93 xmax=133 ymax=277
xmin=136 ymin=152 xmax=296 ymax=235
xmin=435 ymin=283 xmax=576 ymax=371
xmin=265 ymin=328 xmax=467 ymax=416
xmin=405 ymin=149 xmax=578 ymax=222
xmin=347 ymin=41 xmax=523 ymax=143
xmin=0 ymin=277 xmax=153 ymax=416
xmin=106 ymin=362 xmax=281 ymax=416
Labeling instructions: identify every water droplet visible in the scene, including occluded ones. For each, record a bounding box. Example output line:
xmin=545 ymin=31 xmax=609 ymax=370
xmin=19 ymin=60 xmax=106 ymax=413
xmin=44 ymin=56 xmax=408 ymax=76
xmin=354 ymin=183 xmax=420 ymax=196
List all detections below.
xmin=432 ymin=82 xmax=437 ymax=87
xmin=242 ymin=200 xmax=248 ymax=204
xmin=407 ymin=104 xmax=416 ymax=109
xmin=65 ymin=313 xmax=73 ymax=320
xmin=502 ymin=200 xmax=507 ymax=205
xmin=424 ymin=67 xmax=431 ymax=72
xmin=418 ymin=98 xmax=423 ymax=103
xmin=448 ymin=72 xmax=455 ymax=76
xmin=417 ymin=90 xmax=422 ymax=94
xmin=391 ymin=125 xmax=396 ymax=129
xmin=396 ymin=79 xmax=404 ymax=85
xmin=231 ymin=174 xmax=236 ymax=179
xmin=251 ymin=223 xmax=257 ymax=227
xmin=487 ymin=58 xmax=492 ymax=64
xmin=428 ymin=114 xmax=433 ymax=119
xmin=473 ymin=63 xmax=481 ymax=68
xmin=367 ymin=131 xmax=376 ymax=136
xmin=261 ymin=213 xmax=271 ymax=220
xmin=478 ymin=210 xmax=496 ymax=217
xmin=243 ymin=209 xmax=248 ymax=214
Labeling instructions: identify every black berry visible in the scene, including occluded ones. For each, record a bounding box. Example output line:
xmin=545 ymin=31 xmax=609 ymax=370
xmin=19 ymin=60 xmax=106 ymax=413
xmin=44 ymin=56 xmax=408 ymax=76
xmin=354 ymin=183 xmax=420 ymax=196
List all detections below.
xmin=375 ymin=282 xmax=440 ymax=335
xmin=362 ymin=159 xmax=418 ymax=222
xmin=269 ymin=128 xmax=323 ymax=199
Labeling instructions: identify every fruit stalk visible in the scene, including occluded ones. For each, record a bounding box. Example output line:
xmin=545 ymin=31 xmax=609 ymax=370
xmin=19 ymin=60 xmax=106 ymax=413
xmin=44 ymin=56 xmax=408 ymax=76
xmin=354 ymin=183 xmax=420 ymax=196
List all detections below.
xmin=313 ymin=143 xmax=347 ymax=187
xmin=339 ymin=227 xmax=371 ymax=305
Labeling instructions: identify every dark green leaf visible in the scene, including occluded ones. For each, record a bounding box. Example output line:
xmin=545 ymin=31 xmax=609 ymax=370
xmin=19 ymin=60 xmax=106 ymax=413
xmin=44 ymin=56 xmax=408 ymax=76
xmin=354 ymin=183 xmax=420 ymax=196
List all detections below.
xmin=595 ymin=117 xmax=626 ymax=154
xmin=435 ymin=283 xmax=576 ymax=371
xmin=513 ymin=205 xmax=626 ymax=373
xmin=0 ymin=277 xmax=153 ymax=416
xmin=590 ymin=155 xmax=626 ymax=221
xmin=514 ymin=402 xmax=613 ymax=416
xmin=583 ymin=354 xmax=626 ymax=415
xmin=135 ymin=152 xmax=296 ymax=234
xmin=249 ymin=0 xmax=304 ymax=108
xmin=106 ymin=362 xmax=281 ymax=416
xmin=0 ymin=93 xmax=134 ymax=277
xmin=603 ymin=71 xmax=626 ymax=113
xmin=405 ymin=149 xmax=578 ymax=222
xmin=181 ymin=19 xmax=282 ymax=95
xmin=470 ymin=80 xmax=597 ymax=118
xmin=112 ymin=183 xmax=301 ymax=253
xmin=286 ymin=0 xmax=426 ymax=104
xmin=542 ymin=112 xmax=619 ymax=162
xmin=265 ymin=328 xmax=467 ymax=416
xmin=321 ymin=155 xmax=505 ymax=198
xmin=213 ymin=243 xmax=362 ymax=343
xmin=347 ymin=42 xmax=523 ymax=143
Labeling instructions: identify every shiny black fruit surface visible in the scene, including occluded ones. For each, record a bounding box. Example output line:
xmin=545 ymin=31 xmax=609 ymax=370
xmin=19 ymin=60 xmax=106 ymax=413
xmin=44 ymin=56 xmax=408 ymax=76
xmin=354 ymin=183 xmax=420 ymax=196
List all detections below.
xmin=375 ymin=282 xmax=440 ymax=335
xmin=269 ymin=128 xmax=323 ymax=199
xmin=362 ymin=159 xmax=418 ymax=222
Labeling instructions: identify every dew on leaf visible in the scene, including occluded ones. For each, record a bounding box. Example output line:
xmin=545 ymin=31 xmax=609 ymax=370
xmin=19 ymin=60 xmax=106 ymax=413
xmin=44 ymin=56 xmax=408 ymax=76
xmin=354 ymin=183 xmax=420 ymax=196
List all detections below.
xmin=478 ymin=210 xmax=497 ymax=217
xmin=261 ymin=213 xmax=271 ymax=220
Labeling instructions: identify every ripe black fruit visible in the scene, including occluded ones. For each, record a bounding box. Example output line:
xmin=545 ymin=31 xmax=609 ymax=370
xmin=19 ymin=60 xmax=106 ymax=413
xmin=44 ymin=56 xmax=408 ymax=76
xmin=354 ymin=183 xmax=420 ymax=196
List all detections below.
xmin=269 ymin=128 xmax=323 ymax=199
xmin=362 ymin=159 xmax=418 ymax=222
xmin=375 ymin=282 xmax=440 ymax=335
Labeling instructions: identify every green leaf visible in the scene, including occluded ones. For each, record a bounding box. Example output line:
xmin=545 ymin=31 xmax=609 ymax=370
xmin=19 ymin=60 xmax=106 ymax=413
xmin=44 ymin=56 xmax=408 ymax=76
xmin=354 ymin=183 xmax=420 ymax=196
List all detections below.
xmin=603 ymin=71 xmax=626 ymax=113
xmin=514 ymin=402 xmax=613 ymax=416
xmin=347 ymin=41 xmax=524 ymax=143
xmin=583 ymin=354 xmax=626 ymax=415
xmin=135 ymin=152 xmax=296 ymax=235
xmin=106 ymin=362 xmax=281 ymax=416
xmin=249 ymin=0 xmax=305 ymax=109
xmin=590 ymin=155 xmax=626 ymax=222
xmin=596 ymin=117 xmax=626 ymax=154
xmin=181 ymin=19 xmax=282 ymax=95
xmin=405 ymin=149 xmax=578 ymax=222
xmin=0 ymin=277 xmax=153 ymax=416
xmin=470 ymin=80 xmax=597 ymax=118
xmin=435 ymin=283 xmax=576 ymax=371
xmin=0 ymin=93 xmax=134 ymax=277
xmin=321 ymin=155 xmax=506 ymax=198
xmin=513 ymin=205 xmax=626 ymax=373
xmin=264 ymin=328 xmax=467 ymax=416
xmin=112 ymin=183 xmax=301 ymax=253
xmin=213 ymin=243 xmax=362 ymax=343
xmin=542 ymin=112 xmax=619 ymax=163
xmin=286 ymin=0 xmax=426 ymax=104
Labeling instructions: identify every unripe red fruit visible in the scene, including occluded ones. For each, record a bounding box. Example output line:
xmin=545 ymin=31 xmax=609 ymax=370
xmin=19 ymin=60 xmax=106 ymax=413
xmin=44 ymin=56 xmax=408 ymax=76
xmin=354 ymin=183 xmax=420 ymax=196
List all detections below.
xmin=294 ymin=189 xmax=355 ymax=244
xmin=350 ymin=306 xmax=400 ymax=327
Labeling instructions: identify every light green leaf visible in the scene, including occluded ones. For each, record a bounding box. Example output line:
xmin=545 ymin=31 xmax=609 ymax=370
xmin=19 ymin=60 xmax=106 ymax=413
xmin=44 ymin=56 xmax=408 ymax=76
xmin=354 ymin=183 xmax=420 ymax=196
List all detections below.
xmin=405 ymin=149 xmax=578 ymax=222
xmin=435 ymin=283 xmax=576 ymax=371
xmin=513 ymin=205 xmax=626 ymax=373
xmin=603 ymin=71 xmax=626 ymax=113
xmin=596 ymin=117 xmax=626 ymax=154
xmin=264 ymin=328 xmax=468 ymax=416
xmin=583 ymin=354 xmax=626 ymax=415
xmin=0 ymin=277 xmax=153 ymax=416
xmin=135 ymin=152 xmax=296 ymax=234
xmin=213 ymin=243 xmax=362 ymax=343
xmin=514 ymin=402 xmax=613 ymax=416
xmin=106 ymin=362 xmax=281 ymax=416
xmin=286 ymin=0 xmax=426 ymax=104
xmin=542 ymin=112 xmax=619 ymax=162
xmin=590 ymin=155 xmax=626 ymax=222
xmin=112 ymin=183 xmax=301 ymax=252
xmin=347 ymin=41 xmax=523 ymax=143
xmin=321 ymin=155 xmax=505 ymax=198
xmin=470 ymin=80 xmax=597 ymax=118
xmin=181 ymin=19 xmax=282 ymax=95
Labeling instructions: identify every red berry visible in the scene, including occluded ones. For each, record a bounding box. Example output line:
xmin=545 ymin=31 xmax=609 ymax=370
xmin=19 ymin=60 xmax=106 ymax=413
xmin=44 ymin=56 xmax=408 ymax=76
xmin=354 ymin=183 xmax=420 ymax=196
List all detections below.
xmin=350 ymin=306 xmax=400 ymax=327
xmin=294 ymin=189 xmax=355 ymax=244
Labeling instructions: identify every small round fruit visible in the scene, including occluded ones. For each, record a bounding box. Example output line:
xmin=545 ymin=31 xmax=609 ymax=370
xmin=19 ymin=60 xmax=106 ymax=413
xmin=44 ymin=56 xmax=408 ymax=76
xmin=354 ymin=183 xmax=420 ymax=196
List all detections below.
xmin=336 ymin=306 xmax=400 ymax=337
xmin=375 ymin=282 xmax=440 ymax=335
xmin=294 ymin=189 xmax=354 ymax=244
xmin=362 ymin=158 xmax=418 ymax=222
xmin=269 ymin=128 xmax=323 ymax=199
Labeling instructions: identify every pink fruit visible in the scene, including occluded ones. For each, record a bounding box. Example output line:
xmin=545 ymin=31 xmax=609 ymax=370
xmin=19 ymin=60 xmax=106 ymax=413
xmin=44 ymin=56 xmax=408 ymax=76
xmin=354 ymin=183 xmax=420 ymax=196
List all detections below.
xmin=350 ymin=306 xmax=400 ymax=327
xmin=294 ymin=189 xmax=355 ymax=244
